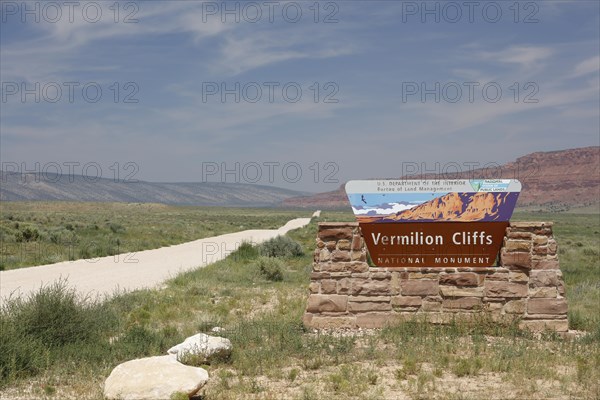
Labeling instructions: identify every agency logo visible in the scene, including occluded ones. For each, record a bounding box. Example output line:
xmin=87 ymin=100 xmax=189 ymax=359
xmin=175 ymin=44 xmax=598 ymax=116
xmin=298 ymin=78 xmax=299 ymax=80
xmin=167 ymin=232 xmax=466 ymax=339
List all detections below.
xmin=345 ymin=179 xmax=521 ymax=267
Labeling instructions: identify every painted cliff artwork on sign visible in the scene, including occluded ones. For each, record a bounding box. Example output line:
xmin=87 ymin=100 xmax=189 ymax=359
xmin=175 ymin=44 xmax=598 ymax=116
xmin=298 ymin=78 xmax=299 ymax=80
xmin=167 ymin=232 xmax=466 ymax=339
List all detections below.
xmin=347 ymin=180 xmax=521 ymax=223
xmin=345 ymin=180 xmax=522 ymax=268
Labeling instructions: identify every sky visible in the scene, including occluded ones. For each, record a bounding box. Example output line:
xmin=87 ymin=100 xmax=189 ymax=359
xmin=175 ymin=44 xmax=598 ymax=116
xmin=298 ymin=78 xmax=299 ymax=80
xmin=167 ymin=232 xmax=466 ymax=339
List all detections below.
xmin=1 ymin=0 xmax=599 ymax=193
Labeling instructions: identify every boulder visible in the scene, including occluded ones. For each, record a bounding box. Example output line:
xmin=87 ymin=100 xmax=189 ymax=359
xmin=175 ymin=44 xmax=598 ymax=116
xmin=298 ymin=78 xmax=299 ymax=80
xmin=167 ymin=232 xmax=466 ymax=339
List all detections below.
xmin=104 ymin=355 xmax=209 ymax=400
xmin=168 ymin=333 xmax=232 ymax=364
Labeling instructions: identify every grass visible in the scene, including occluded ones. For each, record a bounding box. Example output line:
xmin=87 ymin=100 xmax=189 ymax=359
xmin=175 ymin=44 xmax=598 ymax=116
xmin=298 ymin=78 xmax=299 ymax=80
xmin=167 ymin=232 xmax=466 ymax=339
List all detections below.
xmin=0 ymin=202 xmax=309 ymax=270
xmin=0 ymin=207 xmax=598 ymax=399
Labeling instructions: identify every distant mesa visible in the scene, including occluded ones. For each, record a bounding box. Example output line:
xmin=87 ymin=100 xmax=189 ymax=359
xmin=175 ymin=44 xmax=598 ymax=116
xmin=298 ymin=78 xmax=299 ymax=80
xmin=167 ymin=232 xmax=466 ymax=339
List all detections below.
xmin=283 ymin=146 xmax=600 ymax=210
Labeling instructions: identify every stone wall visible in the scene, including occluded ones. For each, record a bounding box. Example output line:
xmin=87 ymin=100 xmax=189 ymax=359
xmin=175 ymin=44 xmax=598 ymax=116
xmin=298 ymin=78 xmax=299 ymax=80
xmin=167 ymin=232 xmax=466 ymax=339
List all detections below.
xmin=303 ymin=222 xmax=569 ymax=332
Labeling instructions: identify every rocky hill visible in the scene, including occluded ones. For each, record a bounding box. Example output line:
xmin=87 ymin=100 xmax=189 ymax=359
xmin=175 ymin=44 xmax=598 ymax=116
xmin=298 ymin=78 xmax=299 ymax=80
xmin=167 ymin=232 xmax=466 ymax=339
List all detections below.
xmin=0 ymin=172 xmax=307 ymax=207
xmin=283 ymin=146 xmax=600 ymax=210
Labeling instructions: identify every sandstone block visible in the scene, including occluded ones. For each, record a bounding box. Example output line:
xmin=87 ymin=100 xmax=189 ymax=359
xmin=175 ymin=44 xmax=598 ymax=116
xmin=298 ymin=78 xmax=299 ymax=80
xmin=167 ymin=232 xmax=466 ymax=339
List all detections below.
xmin=485 ymin=272 xmax=509 ymax=281
xmin=529 ymin=287 xmax=558 ymax=298
xmin=320 ymin=262 xmax=345 ymax=273
xmin=485 ymin=281 xmax=528 ymax=298
xmin=337 ymin=239 xmax=351 ymax=250
xmin=409 ymin=272 xmax=440 ymax=280
xmin=310 ymin=272 xmax=330 ymax=280
xmin=330 ymin=272 xmax=351 ymax=279
xmin=391 ymin=296 xmax=422 ymax=308
xmin=308 ymin=282 xmax=319 ymax=294
xmin=321 ymin=280 xmax=337 ymax=294
xmin=548 ymin=239 xmax=558 ymax=254
xmin=439 ymin=273 xmax=480 ymax=287
xmin=318 ymin=225 xmax=354 ymax=241
xmin=510 ymin=222 xmax=553 ymax=230
xmin=530 ymin=270 xmax=561 ymax=287
xmin=440 ymin=286 xmax=484 ymax=297
xmin=533 ymin=235 xmax=548 ymax=245
xmin=351 ymin=235 xmax=363 ymax=250
xmin=371 ymin=271 xmax=392 ymax=280
xmin=348 ymin=297 xmax=392 ymax=312
xmin=331 ymin=250 xmax=350 ymax=262
xmin=355 ymin=312 xmax=397 ymax=329
xmin=507 ymin=231 xmax=532 ymax=240
xmin=337 ymin=278 xmax=351 ymax=294
xmin=503 ymin=299 xmax=526 ymax=314
xmin=401 ymin=280 xmax=439 ymax=296
xmin=533 ymin=246 xmax=548 ymax=256
xmin=390 ymin=272 xmax=401 ymax=295
xmin=316 ymin=240 xmax=325 ymax=248
xmin=443 ymin=297 xmax=482 ymax=310
xmin=326 ymin=241 xmax=336 ymax=250
xmin=486 ymin=301 xmax=504 ymax=312
xmin=533 ymin=227 xmax=553 ymax=235
xmin=509 ymin=271 xmax=529 ymax=283
xmin=527 ymin=298 xmax=567 ymax=315
xmin=306 ymin=295 xmax=348 ymax=313
xmin=319 ymin=248 xmax=331 ymax=262
xmin=421 ymin=299 xmax=442 ymax=312
xmin=518 ymin=319 xmax=568 ymax=332
xmin=531 ymin=259 xmax=559 ymax=270
xmin=501 ymin=251 xmax=531 ymax=268
xmin=352 ymin=280 xmax=391 ymax=296
xmin=504 ymin=240 xmax=532 ymax=252
xmin=349 ymin=261 xmax=369 ymax=273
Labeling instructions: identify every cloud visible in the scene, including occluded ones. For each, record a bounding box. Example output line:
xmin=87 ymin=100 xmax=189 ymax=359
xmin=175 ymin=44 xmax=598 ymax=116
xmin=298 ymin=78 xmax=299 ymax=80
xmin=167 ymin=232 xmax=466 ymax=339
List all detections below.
xmin=572 ymin=56 xmax=600 ymax=77
xmin=478 ymin=45 xmax=554 ymax=69
xmin=352 ymin=202 xmax=416 ymax=216
xmin=213 ymin=28 xmax=356 ymax=76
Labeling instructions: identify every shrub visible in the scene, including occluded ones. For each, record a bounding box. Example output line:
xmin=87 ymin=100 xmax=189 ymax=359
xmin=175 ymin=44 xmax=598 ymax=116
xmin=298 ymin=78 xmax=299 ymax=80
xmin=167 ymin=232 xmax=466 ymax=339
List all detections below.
xmin=109 ymin=223 xmax=126 ymax=234
xmin=232 ymin=241 xmax=259 ymax=262
xmin=259 ymin=236 xmax=304 ymax=258
xmin=2 ymin=280 xmax=116 ymax=347
xmin=0 ymin=317 xmax=48 ymax=382
xmin=0 ymin=280 xmax=117 ymax=382
xmin=21 ymin=228 xmax=39 ymax=242
xmin=256 ymin=257 xmax=284 ymax=282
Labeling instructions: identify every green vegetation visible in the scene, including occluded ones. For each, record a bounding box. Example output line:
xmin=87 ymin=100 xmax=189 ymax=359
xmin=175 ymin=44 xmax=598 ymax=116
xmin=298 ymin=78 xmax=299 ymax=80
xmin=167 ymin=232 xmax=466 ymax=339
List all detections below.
xmin=259 ymin=235 xmax=305 ymax=258
xmin=0 ymin=202 xmax=308 ymax=270
xmin=256 ymin=256 xmax=285 ymax=282
xmin=0 ymin=207 xmax=598 ymax=399
xmin=513 ymin=212 xmax=600 ymax=333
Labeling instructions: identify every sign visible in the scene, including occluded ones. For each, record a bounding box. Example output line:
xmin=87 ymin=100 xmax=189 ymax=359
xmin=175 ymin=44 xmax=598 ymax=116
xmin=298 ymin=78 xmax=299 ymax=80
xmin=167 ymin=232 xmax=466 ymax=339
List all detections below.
xmin=345 ymin=180 xmax=521 ymax=267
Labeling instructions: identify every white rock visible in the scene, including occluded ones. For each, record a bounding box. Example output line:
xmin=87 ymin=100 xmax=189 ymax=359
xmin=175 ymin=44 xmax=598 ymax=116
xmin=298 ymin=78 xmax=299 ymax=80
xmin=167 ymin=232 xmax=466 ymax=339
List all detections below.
xmin=168 ymin=333 xmax=232 ymax=364
xmin=211 ymin=326 xmax=225 ymax=333
xmin=104 ymin=355 xmax=209 ymax=400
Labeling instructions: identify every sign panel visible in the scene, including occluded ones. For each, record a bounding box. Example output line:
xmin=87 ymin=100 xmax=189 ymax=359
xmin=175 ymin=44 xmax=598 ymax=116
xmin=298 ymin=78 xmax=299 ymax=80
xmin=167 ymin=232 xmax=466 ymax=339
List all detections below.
xmin=345 ymin=180 xmax=521 ymax=267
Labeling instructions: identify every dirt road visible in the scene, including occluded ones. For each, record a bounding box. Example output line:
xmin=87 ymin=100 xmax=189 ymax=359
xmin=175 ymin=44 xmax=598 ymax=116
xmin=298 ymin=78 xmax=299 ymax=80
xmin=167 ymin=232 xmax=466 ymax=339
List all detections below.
xmin=0 ymin=216 xmax=313 ymax=303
